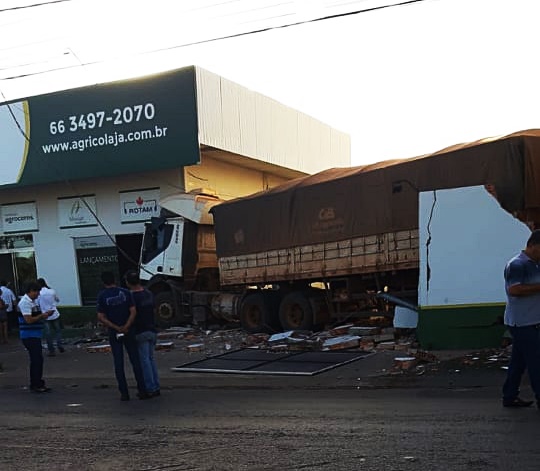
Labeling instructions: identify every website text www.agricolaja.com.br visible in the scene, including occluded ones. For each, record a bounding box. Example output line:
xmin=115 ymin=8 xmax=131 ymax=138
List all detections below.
xmin=41 ymin=125 xmax=168 ymax=154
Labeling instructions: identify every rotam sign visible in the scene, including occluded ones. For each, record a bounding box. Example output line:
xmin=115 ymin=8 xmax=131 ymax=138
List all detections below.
xmin=119 ymin=188 xmax=160 ymax=223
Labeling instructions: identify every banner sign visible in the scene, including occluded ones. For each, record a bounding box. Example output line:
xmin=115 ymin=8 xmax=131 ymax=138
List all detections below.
xmin=120 ymin=188 xmax=160 ymax=223
xmin=74 ymin=236 xmax=119 ymax=306
xmin=0 ymin=66 xmax=200 ymax=187
xmin=58 ymin=195 xmax=98 ymax=228
xmin=1 ymin=202 xmax=38 ymax=233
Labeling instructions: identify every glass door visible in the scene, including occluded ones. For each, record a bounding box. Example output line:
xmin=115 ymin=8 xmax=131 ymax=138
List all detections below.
xmin=14 ymin=250 xmax=37 ymax=295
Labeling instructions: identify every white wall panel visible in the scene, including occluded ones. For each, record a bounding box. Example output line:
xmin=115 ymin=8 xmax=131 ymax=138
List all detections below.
xmin=418 ymin=185 xmax=530 ymax=307
xmin=0 ymin=169 xmax=183 ymax=306
xmin=196 ymin=67 xmax=350 ymax=175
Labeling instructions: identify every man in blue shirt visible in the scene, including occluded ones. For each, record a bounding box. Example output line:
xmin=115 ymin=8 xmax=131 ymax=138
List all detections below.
xmin=502 ymin=230 xmax=540 ymax=408
xmin=97 ymin=271 xmax=149 ymax=401
xmin=18 ymin=281 xmax=52 ymax=393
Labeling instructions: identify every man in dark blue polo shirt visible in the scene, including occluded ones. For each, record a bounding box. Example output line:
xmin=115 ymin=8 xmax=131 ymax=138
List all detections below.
xmin=502 ymin=230 xmax=540 ymax=408
xmin=97 ymin=271 xmax=149 ymax=401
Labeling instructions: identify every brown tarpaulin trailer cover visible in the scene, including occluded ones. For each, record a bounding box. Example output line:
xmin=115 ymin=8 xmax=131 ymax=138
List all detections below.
xmin=212 ymin=129 xmax=540 ymax=258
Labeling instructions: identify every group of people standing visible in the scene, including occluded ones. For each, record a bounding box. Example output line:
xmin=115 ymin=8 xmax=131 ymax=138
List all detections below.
xmin=97 ymin=270 xmax=160 ymax=401
xmin=17 ymin=270 xmax=160 ymax=400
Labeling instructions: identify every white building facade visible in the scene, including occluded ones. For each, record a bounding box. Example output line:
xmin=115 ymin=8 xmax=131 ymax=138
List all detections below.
xmin=0 ymin=66 xmax=350 ymax=308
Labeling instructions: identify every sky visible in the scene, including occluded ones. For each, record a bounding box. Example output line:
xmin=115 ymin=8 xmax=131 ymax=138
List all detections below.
xmin=1 ymin=0 xmax=540 ymax=167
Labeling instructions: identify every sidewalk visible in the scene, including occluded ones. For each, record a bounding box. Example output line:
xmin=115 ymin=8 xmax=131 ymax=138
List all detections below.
xmin=0 ymin=331 xmax=510 ymax=393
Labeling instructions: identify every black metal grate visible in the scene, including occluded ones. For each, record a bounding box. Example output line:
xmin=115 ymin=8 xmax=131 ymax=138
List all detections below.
xmin=172 ymin=348 xmax=371 ymax=376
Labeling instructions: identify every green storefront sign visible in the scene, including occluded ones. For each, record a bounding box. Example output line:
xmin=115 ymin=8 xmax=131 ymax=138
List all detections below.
xmin=0 ymin=66 xmax=200 ymax=187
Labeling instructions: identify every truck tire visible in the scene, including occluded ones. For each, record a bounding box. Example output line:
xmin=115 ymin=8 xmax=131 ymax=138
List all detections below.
xmin=279 ymin=292 xmax=314 ymax=331
xmin=240 ymin=292 xmax=280 ymax=334
xmin=154 ymin=291 xmax=178 ymax=328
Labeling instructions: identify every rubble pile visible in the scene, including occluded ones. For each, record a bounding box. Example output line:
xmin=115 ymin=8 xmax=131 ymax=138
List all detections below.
xmin=82 ymin=321 xmax=443 ymax=376
xmin=168 ymin=322 xmax=434 ymax=372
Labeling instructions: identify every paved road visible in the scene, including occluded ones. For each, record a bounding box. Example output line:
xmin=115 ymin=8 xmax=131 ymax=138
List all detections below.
xmin=1 ymin=341 xmax=539 ymax=470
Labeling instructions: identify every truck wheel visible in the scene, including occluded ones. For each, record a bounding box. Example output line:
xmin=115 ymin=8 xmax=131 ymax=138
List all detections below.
xmin=240 ymin=292 xmax=280 ymax=334
xmin=279 ymin=292 xmax=314 ymax=331
xmin=154 ymin=291 xmax=177 ymax=328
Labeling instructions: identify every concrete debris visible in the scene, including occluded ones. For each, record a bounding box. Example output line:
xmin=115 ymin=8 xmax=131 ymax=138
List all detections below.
xmin=393 ymin=356 xmax=417 ymax=370
xmin=186 ymin=343 xmax=205 ymax=353
xmin=373 ymin=334 xmax=395 ymax=343
xmin=322 ymin=335 xmax=360 ymax=351
xmin=244 ymin=333 xmax=270 ymax=347
xmin=268 ymin=331 xmax=311 ymax=343
xmin=359 ymin=339 xmax=375 ymax=351
xmin=329 ymin=324 xmax=355 ymax=336
xmin=394 ymin=342 xmax=412 ymax=351
xmin=376 ymin=341 xmax=395 ymax=350
xmin=157 ymin=331 xmax=183 ymax=340
xmin=81 ymin=319 xmax=425 ymax=378
xmin=86 ymin=344 xmax=111 ymax=353
xmin=348 ymin=326 xmax=379 ymax=336
xmin=156 ymin=341 xmax=174 ymax=351
xmin=413 ymin=350 xmax=439 ymax=363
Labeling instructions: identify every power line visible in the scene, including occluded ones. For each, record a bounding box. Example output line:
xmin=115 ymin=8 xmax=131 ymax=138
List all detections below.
xmin=0 ymin=0 xmax=432 ymax=84
xmin=0 ymin=87 xmax=146 ymax=272
xmin=0 ymin=0 xmax=74 ymax=13
xmin=0 ymin=0 xmax=433 ymax=272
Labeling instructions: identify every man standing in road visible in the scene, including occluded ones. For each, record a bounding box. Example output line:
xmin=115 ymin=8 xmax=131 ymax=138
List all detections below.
xmin=18 ymin=281 xmax=52 ymax=393
xmin=37 ymin=277 xmax=65 ymax=356
xmin=96 ymin=271 xmax=149 ymax=401
xmin=125 ymin=270 xmax=160 ymax=397
xmin=502 ymin=229 xmax=540 ymax=408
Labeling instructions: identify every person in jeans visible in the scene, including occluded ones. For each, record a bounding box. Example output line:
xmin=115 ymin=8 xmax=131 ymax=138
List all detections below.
xmin=18 ymin=281 xmax=52 ymax=393
xmin=125 ymin=270 xmax=160 ymax=397
xmin=502 ymin=229 xmax=540 ymax=408
xmin=37 ymin=278 xmax=64 ymax=356
xmin=96 ymin=271 xmax=149 ymax=401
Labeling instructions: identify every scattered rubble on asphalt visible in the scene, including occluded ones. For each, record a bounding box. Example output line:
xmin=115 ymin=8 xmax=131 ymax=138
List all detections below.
xmin=75 ymin=319 xmax=516 ymax=378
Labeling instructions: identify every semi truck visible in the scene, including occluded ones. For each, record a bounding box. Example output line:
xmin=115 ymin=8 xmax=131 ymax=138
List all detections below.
xmin=139 ymin=186 xmax=419 ymax=331
xmin=139 ymin=130 xmax=540 ymax=336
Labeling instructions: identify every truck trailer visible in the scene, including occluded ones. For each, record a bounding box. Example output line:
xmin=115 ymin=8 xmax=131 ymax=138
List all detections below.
xmin=140 ymin=129 xmax=540 ymax=338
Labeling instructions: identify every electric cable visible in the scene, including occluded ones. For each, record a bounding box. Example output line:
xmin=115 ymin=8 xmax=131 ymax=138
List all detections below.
xmin=0 ymin=0 xmax=434 ymax=82
xmin=0 ymin=0 xmax=74 ymax=13
xmin=0 ymin=88 xmax=151 ymax=277
xmin=0 ymin=0 xmax=437 ymax=285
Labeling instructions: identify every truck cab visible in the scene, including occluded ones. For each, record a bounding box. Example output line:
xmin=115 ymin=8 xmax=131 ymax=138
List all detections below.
xmin=139 ymin=192 xmax=225 ymax=326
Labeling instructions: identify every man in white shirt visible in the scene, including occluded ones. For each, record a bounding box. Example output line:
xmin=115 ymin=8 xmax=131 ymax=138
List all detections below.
xmin=37 ymin=278 xmax=64 ymax=356
xmin=0 ymin=279 xmax=18 ymax=331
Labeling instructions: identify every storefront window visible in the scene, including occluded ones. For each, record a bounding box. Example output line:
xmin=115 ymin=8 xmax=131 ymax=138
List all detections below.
xmin=74 ymin=236 xmax=119 ymax=306
xmin=0 ymin=235 xmax=36 ymax=296
xmin=14 ymin=250 xmax=37 ymax=295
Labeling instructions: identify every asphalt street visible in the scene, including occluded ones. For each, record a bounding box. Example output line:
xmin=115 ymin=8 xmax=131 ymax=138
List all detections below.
xmin=1 ymin=338 xmax=539 ymax=471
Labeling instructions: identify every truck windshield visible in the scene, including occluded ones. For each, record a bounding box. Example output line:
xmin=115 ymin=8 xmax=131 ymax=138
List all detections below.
xmin=141 ymin=219 xmax=174 ymax=264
